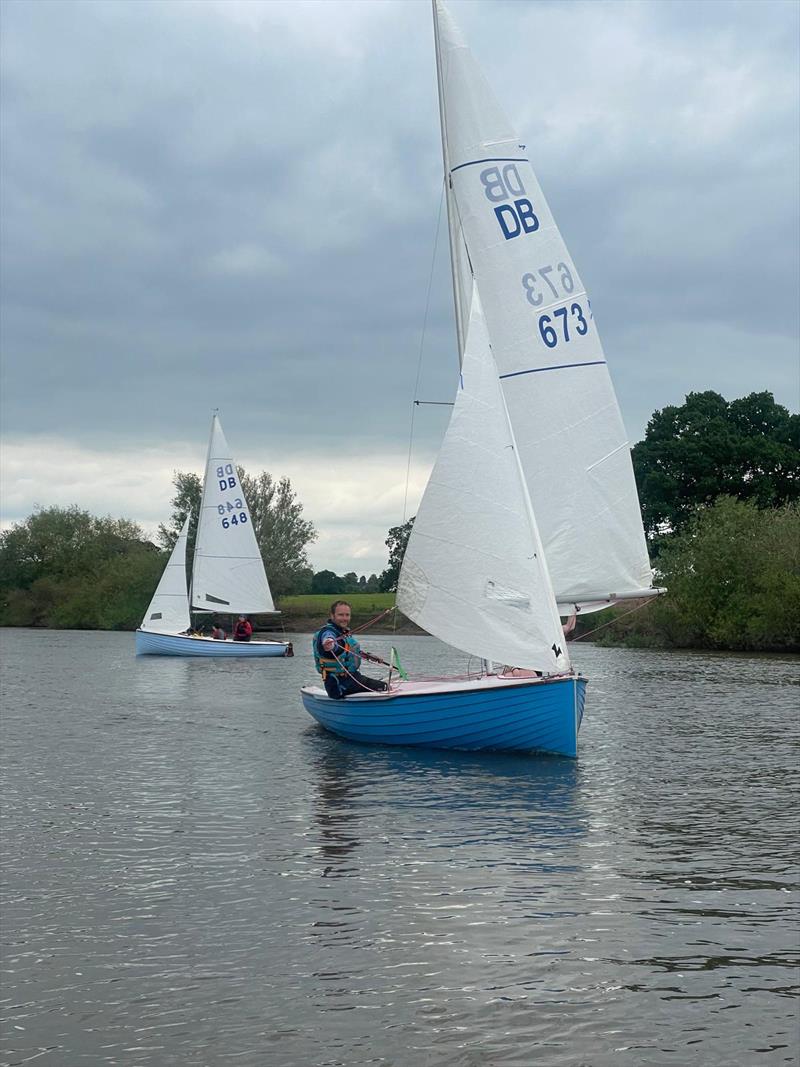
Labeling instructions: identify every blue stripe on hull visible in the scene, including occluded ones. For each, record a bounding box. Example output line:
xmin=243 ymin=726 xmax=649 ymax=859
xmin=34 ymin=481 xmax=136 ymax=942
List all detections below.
xmin=301 ymin=676 xmax=587 ymax=758
xmin=135 ymin=630 xmax=287 ymax=657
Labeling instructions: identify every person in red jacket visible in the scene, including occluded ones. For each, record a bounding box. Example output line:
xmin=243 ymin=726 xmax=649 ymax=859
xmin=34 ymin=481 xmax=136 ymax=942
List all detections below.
xmin=233 ymin=615 xmax=253 ymax=642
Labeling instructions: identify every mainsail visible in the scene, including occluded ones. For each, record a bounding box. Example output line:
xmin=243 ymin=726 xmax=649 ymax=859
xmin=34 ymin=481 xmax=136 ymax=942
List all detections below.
xmin=190 ymin=414 xmax=275 ymax=614
xmin=140 ymin=513 xmax=191 ymax=634
xmin=397 ymin=293 xmax=569 ymax=674
xmin=434 ymin=0 xmax=655 ymax=613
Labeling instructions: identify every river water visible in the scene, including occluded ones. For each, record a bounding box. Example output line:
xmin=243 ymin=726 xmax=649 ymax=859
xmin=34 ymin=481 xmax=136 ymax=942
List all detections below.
xmin=1 ymin=629 xmax=798 ymax=1067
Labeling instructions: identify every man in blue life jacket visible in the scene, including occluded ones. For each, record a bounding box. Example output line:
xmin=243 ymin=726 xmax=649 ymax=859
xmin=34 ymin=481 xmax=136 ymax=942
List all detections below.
xmin=313 ymin=600 xmax=388 ymax=699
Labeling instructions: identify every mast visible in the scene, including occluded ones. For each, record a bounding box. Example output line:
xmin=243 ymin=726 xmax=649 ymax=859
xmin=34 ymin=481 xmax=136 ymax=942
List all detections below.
xmin=188 ymin=410 xmax=216 ymax=612
xmin=432 ymin=0 xmax=468 ymax=366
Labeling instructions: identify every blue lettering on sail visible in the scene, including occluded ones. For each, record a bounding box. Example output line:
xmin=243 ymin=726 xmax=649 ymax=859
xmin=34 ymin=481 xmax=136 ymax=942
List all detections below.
xmin=495 ymin=199 xmax=539 ymax=240
xmin=515 ymin=198 xmax=539 ymax=233
xmin=495 ymin=204 xmax=521 ymax=239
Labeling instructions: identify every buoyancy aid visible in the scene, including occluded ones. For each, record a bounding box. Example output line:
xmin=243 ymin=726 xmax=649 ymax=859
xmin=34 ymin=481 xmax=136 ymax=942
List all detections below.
xmin=313 ymin=621 xmax=362 ymax=678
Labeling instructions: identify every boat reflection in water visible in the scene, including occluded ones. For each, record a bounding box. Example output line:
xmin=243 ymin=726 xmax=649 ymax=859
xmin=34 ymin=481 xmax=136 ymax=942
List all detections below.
xmin=306 ymin=736 xmax=588 ymax=882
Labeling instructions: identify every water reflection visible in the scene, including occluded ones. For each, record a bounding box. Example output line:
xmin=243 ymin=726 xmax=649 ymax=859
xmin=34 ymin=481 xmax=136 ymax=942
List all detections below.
xmin=131 ymin=654 xmax=192 ymax=706
xmin=311 ymin=748 xmax=363 ymax=876
xmin=305 ymin=733 xmax=588 ymax=879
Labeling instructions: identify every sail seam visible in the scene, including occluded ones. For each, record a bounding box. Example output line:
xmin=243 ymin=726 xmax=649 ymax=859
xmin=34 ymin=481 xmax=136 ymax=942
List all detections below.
xmin=500 ymin=360 xmax=607 ymax=379
xmin=194 ymin=554 xmax=264 ymax=560
xmin=451 ymin=157 xmax=529 ymax=173
xmin=585 ymin=441 xmax=629 ymax=472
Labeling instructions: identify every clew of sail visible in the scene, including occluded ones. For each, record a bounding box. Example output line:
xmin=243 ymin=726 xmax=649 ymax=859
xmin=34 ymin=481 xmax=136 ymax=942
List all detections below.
xmin=434 ymin=0 xmax=656 ymax=614
xmin=190 ymin=415 xmax=275 ymax=614
xmin=140 ymin=513 xmax=192 ymax=634
xmin=397 ymin=291 xmax=569 ymax=674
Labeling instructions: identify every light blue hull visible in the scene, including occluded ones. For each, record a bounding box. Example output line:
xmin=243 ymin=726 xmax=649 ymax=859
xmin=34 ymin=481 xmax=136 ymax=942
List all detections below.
xmin=135 ymin=630 xmax=288 ymax=657
xmin=300 ymin=675 xmax=587 ymax=758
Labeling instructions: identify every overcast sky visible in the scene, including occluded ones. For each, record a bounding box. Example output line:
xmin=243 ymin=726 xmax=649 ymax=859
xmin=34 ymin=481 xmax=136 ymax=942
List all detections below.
xmin=1 ymin=0 xmax=798 ymax=576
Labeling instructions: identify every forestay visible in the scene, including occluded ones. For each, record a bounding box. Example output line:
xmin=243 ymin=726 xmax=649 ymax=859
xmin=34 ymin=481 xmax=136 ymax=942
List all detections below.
xmin=397 ymin=293 xmax=569 ymax=674
xmin=434 ymin=0 xmax=655 ymax=613
xmin=140 ymin=513 xmax=191 ymax=634
xmin=190 ymin=415 xmax=275 ymax=614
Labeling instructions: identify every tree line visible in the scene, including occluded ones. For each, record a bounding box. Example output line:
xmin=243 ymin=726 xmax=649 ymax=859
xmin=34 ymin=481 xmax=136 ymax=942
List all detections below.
xmin=1 ymin=390 xmax=798 ymax=648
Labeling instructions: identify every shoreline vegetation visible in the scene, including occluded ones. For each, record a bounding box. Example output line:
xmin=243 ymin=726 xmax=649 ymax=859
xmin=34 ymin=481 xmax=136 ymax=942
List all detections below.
xmin=0 ymin=500 xmax=798 ymax=653
xmin=2 ymin=576 xmax=798 ymax=655
xmin=2 ymin=392 xmax=798 ymax=654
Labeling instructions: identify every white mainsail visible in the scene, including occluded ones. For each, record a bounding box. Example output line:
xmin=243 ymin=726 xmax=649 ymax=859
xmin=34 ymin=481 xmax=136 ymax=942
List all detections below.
xmin=397 ymin=293 xmax=569 ymax=674
xmin=434 ymin=0 xmax=655 ymax=613
xmin=140 ymin=513 xmax=191 ymax=634
xmin=190 ymin=414 xmax=275 ymax=614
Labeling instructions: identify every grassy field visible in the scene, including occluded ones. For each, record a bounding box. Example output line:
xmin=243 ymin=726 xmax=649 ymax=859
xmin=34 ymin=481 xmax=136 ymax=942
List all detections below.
xmin=278 ymin=593 xmax=395 ymax=615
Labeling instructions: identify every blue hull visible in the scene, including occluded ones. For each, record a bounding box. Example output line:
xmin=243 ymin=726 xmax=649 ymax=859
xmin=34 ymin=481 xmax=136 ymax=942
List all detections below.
xmin=300 ymin=675 xmax=587 ymax=758
xmin=135 ymin=630 xmax=288 ymax=657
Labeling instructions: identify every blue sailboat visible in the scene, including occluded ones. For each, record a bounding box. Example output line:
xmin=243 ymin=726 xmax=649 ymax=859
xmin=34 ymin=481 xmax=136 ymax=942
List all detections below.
xmin=301 ymin=1 xmax=658 ymax=755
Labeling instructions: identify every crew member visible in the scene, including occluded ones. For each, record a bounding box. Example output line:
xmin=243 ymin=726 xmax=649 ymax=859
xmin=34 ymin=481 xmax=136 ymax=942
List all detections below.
xmin=312 ymin=600 xmax=388 ymax=699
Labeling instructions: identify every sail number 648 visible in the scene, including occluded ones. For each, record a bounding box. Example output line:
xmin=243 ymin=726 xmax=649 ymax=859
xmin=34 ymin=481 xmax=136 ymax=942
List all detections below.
xmin=539 ymin=303 xmax=589 ymax=348
xmin=221 ymin=513 xmax=247 ymax=529
xmin=218 ymin=498 xmax=248 ymax=529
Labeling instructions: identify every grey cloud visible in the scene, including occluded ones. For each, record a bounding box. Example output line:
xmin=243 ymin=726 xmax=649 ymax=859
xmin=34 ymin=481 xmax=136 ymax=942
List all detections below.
xmin=1 ymin=0 xmax=797 ymax=475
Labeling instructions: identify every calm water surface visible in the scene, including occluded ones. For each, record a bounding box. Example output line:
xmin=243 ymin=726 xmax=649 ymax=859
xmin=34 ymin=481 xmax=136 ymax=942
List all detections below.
xmin=1 ymin=629 xmax=798 ymax=1067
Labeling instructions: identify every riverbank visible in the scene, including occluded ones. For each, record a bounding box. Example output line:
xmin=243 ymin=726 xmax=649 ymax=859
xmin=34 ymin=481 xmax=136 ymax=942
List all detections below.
xmin=260 ymin=609 xmax=427 ymax=637
xmin=3 ymin=598 xmax=797 ymax=654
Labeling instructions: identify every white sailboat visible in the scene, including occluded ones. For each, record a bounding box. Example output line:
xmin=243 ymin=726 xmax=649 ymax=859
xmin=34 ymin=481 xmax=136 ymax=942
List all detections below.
xmin=136 ymin=414 xmax=289 ymax=657
xmin=300 ymin=0 xmax=660 ymax=755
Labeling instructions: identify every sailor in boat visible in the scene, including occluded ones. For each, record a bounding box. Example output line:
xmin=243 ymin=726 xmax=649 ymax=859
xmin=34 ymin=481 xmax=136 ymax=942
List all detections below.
xmin=233 ymin=615 xmax=253 ymax=642
xmin=211 ymin=622 xmax=227 ymax=640
xmin=313 ymin=600 xmax=388 ymax=700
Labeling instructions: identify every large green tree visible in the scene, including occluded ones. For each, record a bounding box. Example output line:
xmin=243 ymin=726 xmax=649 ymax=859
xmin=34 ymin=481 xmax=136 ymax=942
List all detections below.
xmin=0 ymin=506 xmax=147 ymax=593
xmin=649 ymin=497 xmax=800 ymax=651
xmin=158 ymin=468 xmax=317 ymax=598
xmin=157 ymin=472 xmax=201 ymax=559
xmin=311 ymin=569 xmax=344 ymax=595
xmin=632 ymin=391 xmax=799 ymax=537
xmin=379 ymin=517 xmax=415 ymax=592
xmin=0 ymin=506 xmax=162 ymax=628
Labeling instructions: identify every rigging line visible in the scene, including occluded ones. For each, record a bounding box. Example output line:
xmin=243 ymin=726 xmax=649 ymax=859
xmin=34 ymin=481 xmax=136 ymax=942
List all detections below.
xmin=348 ymin=607 xmax=394 ymax=636
xmin=403 ymin=177 xmax=445 ymax=525
xmin=570 ymin=597 xmax=657 ymax=642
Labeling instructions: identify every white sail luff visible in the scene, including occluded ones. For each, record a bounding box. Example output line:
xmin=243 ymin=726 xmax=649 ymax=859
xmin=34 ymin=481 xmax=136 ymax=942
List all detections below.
xmin=140 ymin=513 xmax=191 ymax=634
xmin=190 ymin=414 xmax=275 ymax=614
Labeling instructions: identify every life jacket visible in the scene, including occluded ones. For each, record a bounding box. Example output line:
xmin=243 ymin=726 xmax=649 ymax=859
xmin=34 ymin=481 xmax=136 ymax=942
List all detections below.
xmin=313 ymin=621 xmax=361 ymax=678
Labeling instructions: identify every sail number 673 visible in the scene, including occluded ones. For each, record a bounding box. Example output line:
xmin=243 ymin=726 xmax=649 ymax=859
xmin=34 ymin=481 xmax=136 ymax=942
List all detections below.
xmin=539 ymin=303 xmax=589 ymax=348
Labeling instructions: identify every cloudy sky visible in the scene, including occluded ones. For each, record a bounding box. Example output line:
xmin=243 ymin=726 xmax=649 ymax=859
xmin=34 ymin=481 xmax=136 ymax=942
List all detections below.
xmin=1 ymin=0 xmax=798 ymax=576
